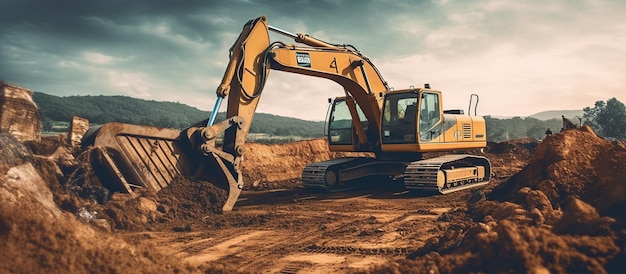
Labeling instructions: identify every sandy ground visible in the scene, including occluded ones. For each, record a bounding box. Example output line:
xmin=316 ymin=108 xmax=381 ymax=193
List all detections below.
xmin=2 ymin=126 xmax=625 ymax=273
xmin=121 ymin=185 xmax=476 ymax=273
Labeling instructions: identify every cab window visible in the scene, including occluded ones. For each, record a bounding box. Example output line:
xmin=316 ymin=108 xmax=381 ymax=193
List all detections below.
xmin=419 ymin=93 xmax=441 ymax=141
xmin=381 ymin=93 xmax=418 ymax=144
xmin=328 ymin=100 xmax=353 ymax=145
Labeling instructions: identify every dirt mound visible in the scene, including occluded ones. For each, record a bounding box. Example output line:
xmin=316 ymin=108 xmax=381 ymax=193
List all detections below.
xmin=240 ymin=137 xmax=536 ymax=191
xmin=83 ymin=139 xmax=366 ymax=232
xmin=490 ymin=126 xmax=626 ymax=217
xmin=364 ymin=127 xmax=626 ymax=273
xmin=485 ymin=138 xmax=538 ymax=164
xmin=483 ymin=138 xmax=539 ymax=180
xmin=21 ymin=138 xmax=356 ymax=234
xmin=0 ymin=132 xmax=197 ymax=273
xmin=155 ymin=177 xmax=227 ymax=228
xmin=5 ymin=124 xmax=625 ymax=273
xmin=24 ymin=133 xmax=69 ymax=155
xmin=242 ymin=139 xmax=369 ymax=190
xmin=60 ymin=177 xmax=228 ymax=232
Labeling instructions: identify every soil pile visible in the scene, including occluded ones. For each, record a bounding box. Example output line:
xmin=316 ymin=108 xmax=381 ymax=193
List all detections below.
xmin=484 ymin=138 xmax=538 ymax=179
xmin=0 ymin=133 xmax=197 ymax=273
xmin=242 ymin=139 xmax=369 ymax=190
xmin=2 ymin=133 xmax=372 ymax=273
xmin=4 ymin=124 xmax=624 ymax=273
xmin=64 ymin=174 xmax=229 ymax=232
xmin=490 ymin=126 xmax=626 ymax=217
xmin=364 ymin=127 xmax=626 ymax=274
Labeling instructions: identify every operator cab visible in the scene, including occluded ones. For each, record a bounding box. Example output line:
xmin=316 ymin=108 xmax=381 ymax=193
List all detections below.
xmin=381 ymin=88 xmax=443 ymax=145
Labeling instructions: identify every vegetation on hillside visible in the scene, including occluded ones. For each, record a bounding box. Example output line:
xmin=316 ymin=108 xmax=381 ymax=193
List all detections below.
xmin=34 ymin=92 xmax=325 ymax=138
xmin=485 ymin=116 xmax=564 ymax=142
xmin=528 ymin=109 xmax=583 ymax=121
xmin=35 ymin=92 xmax=623 ymax=142
xmin=583 ymin=97 xmax=626 ymax=139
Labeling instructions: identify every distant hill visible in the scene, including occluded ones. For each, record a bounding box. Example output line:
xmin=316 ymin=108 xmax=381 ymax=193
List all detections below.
xmin=32 ymin=92 xmax=589 ymax=142
xmin=529 ymin=110 xmax=584 ymax=121
xmin=33 ymin=92 xmax=325 ymax=138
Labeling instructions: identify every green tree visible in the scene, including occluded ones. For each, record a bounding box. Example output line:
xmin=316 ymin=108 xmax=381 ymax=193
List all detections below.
xmin=583 ymin=97 xmax=626 ymax=139
xmin=41 ymin=117 xmax=53 ymax=131
xmin=583 ymin=100 xmax=603 ymax=131
xmin=526 ymin=124 xmax=545 ymax=139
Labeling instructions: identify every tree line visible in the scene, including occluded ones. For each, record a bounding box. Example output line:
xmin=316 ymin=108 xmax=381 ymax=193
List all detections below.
xmin=34 ymin=92 xmax=625 ymax=142
xmin=582 ymin=97 xmax=626 ymax=139
xmin=486 ymin=97 xmax=626 ymax=141
xmin=484 ymin=116 xmax=564 ymax=142
xmin=34 ymin=92 xmax=325 ymax=138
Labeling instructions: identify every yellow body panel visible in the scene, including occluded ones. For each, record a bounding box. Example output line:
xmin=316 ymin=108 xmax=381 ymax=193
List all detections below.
xmin=443 ymin=167 xmax=484 ymax=182
xmin=379 ymin=89 xmax=487 ymax=153
xmin=382 ymin=141 xmax=486 ymax=153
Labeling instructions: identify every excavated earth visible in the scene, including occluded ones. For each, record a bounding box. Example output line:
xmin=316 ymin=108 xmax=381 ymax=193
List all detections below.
xmin=1 ymin=126 xmax=625 ymax=273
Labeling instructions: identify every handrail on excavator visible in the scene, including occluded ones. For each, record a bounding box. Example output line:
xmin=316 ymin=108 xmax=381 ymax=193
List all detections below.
xmin=468 ymin=93 xmax=480 ymax=116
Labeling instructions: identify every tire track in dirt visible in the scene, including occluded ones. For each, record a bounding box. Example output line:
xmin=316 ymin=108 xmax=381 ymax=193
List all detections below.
xmin=121 ymin=186 xmax=472 ymax=273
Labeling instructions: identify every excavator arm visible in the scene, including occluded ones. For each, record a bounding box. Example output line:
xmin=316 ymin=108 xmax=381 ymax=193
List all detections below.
xmin=180 ymin=16 xmax=393 ymax=210
xmin=212 ymin=16 xmax=389 ymax=154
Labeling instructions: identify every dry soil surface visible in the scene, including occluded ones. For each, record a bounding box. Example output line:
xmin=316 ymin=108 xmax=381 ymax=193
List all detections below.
xmin=2 ymin=126 xmax=625 ymax=273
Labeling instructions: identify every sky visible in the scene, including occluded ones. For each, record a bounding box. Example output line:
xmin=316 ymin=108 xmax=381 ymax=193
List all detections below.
xmin=1 ymin=0 xmax=625 ymax=121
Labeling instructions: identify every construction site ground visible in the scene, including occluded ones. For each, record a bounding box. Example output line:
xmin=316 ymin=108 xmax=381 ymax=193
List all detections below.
xmin=2 ymin=126 xmax=626 ymax=273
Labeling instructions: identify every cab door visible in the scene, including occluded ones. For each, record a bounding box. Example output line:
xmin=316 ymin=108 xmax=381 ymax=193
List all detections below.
xmin=326 ymin=98 xmax=371 ymax=152
xmin=418 ymin=92 xmax=443 ymax=142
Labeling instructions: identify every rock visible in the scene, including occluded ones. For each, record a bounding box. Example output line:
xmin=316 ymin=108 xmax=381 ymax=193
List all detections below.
xmin=552 ymin=197 xmax=615 ymax=236
xmin=525 ymin=190 xmax=551 ymax=211
xmin=483 ymin=215 xmax=495 ymax=223
xmin=536 ymin=180 xmax=559 ymax=202
xmin=0 ymin=81 xmax=41 ymax=142
xmin=91 ymin=219 xmax=112 ymax=233
xmin=525 ymin=189 xmax=560 ymax=224
xmin=2 ymin=163 xmax=61 ymax=219
xmin=137 ymin=197 xmax=157 ymax=214
xmin=465 ymin=222 xmax=491 ymax=238
xmin=492 ymin=202 xmax=529 ymax=222
xmin=468 ymin=189 xmax=486 ymax=203
xmin=517 ymin=186 xmax=531 ymax=196
xmin=68 ymin=116 xmax=89 ymax=149
xmin=0 ymin=133 xmax=33 ymax=175
xmin=529 ymin=208 xmax=544 ymax=225
xmin=48 ymin=146 xmax=76 ymax=168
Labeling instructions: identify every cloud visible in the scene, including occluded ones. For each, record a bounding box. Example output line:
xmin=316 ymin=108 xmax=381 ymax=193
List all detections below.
xmin=82 ymin=51 xmax=118 ymax=65
xmin=0 ymin=0 xmax=625 ymax=122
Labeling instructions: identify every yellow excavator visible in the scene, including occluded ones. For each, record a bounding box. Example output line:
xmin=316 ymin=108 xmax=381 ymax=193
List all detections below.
xmin=82 ymin=16 xmax=490 ymax=212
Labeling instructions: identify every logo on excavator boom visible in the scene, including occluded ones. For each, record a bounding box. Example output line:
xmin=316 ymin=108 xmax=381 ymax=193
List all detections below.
xmin=296 ymin=52 xmax=311 ymax=67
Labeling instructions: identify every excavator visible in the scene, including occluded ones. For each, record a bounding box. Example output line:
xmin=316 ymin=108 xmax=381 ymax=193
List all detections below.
xmin=81 ymin=16 xmax=491 ymax=212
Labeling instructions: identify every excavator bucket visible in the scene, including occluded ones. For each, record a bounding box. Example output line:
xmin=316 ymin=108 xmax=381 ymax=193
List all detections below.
xmin=81 ymin=122 xmax=242 ymax=212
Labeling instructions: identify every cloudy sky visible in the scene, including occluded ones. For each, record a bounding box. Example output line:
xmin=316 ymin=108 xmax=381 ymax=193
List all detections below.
xmin=1 ymin=0 xmax=625 ymax=121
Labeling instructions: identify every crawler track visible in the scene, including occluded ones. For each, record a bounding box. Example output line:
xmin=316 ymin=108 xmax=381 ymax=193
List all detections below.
xmin=404 ymin=154 xmax=491 ymax=194
xmin=302 ymin=157 xmax=407 ymax=192
xmin=303 ymin=154 xmax=491 ymax=195
xmin=301 ymin=158 xmax=362 ymax=191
